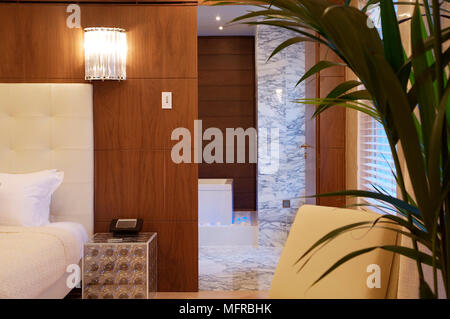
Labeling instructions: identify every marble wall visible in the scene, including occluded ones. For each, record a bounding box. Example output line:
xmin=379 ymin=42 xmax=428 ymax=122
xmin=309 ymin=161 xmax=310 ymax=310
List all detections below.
xmin=256 ymin=25 xmax=306 ymax=247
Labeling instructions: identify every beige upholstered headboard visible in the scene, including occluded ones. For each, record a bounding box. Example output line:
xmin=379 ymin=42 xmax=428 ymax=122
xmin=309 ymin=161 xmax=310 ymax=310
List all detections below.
xmin=0 ymin=83 xmax=94 ymax=234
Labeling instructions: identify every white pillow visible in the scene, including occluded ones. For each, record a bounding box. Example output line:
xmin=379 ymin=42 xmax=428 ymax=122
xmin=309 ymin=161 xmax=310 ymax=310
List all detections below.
xmin=0 ymin=170 xmax=64 ymax=226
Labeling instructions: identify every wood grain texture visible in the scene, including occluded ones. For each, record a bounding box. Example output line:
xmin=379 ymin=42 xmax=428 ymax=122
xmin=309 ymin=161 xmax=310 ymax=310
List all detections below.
xmin=94 ymin=150 xmax=165 ymax=221
xmin=198 ymin=100 xmax=254 ymax=118
xmin=197 ymin=36 xmax=254 ymax=54
xmin=200 ymin=117 xmax=255 ymax=131
xmin=304 ymin=41 xmax=318 ymax=204
xmin=199 ymin=162 xmax=256 ymax=178
xmin=318 ymin=148 xmax=346 ymax=207
xmin=319 ymin=44 xmax=345 ymax=77
xmin=83 ymin=5 xmax=197 ymax=79
xmin=304 ymin=39 xmax=346 ymax=207
xmin=198 ymin=37 xmax=256 ymax=210
xmin=0 ymin=4 xmax=84 ymax=80
xmin=198 ymin=85 xmax=254 ymax=101
xmin=95 ymin=220 xmax=198 ymax=292
xmin=199 ymin=70 xmax=254 ymax=86
xmin=165 ymin=151 xmax=198 ymax=221
xmin=0 ymin=4 xmax=197 ymax=80
xmin=319 ymin=77 xmax=346 ymax=149
xmin=0 ymin=2 xmax=199 ymax=291
xmin=316 ymin=43 xmax=346 ymax=206
xmin=198 ymin=54 xmax=254 ymax=71
xmin=89 ymin=4 xmax=199 ymax=292
xmin=94 ymin=79 xmax=197 ymax=150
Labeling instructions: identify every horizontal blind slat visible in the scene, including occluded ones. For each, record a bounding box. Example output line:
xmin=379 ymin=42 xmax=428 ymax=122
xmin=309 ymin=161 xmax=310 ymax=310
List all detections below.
xmin=361 ymin=162 xmax=394 ymax=173
xmin=361 ymin=179 xmax=396 ymax=192
xmin=360 ymin=156 xmax=395 ymax=165
xmin=359 ymin=111 xmax=396 ymax=199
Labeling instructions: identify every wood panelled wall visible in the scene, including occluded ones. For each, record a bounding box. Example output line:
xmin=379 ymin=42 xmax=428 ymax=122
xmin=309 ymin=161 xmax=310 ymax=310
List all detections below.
xmin=304 ymin=39 xmax=346 ymax=207
xmin=317 ymin=44 xmax=346 ymax=207
xmin=0 ymin=3 xmax=198 ymax=291
xmin=198 ymin=36 xmax=256 ymax=211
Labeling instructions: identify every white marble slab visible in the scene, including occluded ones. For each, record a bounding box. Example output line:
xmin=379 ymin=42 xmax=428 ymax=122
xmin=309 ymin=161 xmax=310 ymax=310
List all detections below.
xmin=199 ymin=245 xmax=283 ymax=291
xmin=256 ymin=25 xmax=306 ymax=247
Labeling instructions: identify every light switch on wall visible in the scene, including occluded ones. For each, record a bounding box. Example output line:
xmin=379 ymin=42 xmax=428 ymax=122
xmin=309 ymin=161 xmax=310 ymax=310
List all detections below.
xmin=162 ymin=92 xmax=172 ymax=109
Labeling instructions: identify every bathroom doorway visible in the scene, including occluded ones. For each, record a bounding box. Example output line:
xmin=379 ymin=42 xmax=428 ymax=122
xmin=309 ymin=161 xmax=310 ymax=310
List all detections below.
xmin=198 ymin=36 xmax=257 ymax=212
xmin=197 ymin=5 xmax=258 ymax=249
xmin=197 ymin=5 xmax=279 ymax=291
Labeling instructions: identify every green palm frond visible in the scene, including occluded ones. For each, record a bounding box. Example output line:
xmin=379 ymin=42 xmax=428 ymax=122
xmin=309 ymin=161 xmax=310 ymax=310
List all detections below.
xmin=209 ymin=0 xmax=450 ymax=298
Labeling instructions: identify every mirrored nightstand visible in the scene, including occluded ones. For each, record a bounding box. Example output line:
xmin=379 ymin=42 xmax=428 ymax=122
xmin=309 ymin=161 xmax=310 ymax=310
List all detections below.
xmin=82 ymin=232 xmax=157 ymax=299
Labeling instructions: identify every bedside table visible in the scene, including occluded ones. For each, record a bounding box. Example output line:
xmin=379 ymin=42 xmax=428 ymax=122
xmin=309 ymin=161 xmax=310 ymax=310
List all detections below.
xmin=82 ymin=232 xmax=157 ymax=299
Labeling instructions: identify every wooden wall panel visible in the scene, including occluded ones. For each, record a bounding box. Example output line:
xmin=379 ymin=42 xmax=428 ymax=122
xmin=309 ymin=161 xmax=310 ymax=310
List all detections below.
xmin=165 ymin=152 xmax=198 ymax=221
xmin=317 ymin=47 xmax=346 ymax=207
xmin=199 ymin=101 xmax=254 ymax=118
xmin=318 ymin=148 xmax=346 ymax=207
xmin=198 ymin=54 xmax=254 ymax=71
xmin=197 ymin=37 xmax=254 ymax=54
xmin=0 ymin=4 xmax=84 ymax=80
xmin=83 ymin=6 xmax=197 ymax=78
xmin=304 ymin=42 xmax=318 ymax=205
xmin=198 ymin=85 xmax=254 ymax=101
xmin=94 ymin=79 xmax=197 ymax=150
xmin=0 ymin=4 xmax=197 ymax=80
xmin=0 ymin=3 xmax=198 ymax=292
xmin=94 ymin=220 xmax=198 ymax=292
xmin=304 ymin=37 xmax=346 ymax=207
xmin=94 ymin=150 xmax=165 ymax=221
xmin=319 ymin=77 xmax=346 ymax=149
xmin=198 ymin=36 xmax=256 ymax=211
xmin=199 ymin=70 xmax=254 ymax=86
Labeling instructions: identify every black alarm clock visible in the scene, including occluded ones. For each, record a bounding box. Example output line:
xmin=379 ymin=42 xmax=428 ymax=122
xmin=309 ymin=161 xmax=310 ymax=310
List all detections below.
xmin=109 ymin=218 xmax=143 ymax=236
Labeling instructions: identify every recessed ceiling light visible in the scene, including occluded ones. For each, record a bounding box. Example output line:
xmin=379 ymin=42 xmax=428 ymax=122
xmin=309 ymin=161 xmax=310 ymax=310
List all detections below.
xmin=216 ymin=16 xmax=221 ymax=21
xmin=219 ymin=26 xmax=223 ymax=30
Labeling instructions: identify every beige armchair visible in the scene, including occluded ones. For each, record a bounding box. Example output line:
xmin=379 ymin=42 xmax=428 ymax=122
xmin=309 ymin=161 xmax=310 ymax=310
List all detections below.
xmin=269 ymin=205 xmax=403 ymax=299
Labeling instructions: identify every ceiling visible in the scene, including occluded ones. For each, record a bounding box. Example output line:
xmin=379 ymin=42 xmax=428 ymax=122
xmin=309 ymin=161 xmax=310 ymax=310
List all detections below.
xmin=197 ymin=5 xmax=258 ymax=36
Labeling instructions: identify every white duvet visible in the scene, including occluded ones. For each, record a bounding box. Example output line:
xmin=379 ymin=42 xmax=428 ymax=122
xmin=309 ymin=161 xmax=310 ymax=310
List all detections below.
xmin=0 ymin=224 xmax=85 ymax=299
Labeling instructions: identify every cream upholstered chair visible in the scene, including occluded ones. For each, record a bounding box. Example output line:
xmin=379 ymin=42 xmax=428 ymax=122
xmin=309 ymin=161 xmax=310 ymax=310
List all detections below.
xmin=270 ymin=205 xmax=401 ymax=299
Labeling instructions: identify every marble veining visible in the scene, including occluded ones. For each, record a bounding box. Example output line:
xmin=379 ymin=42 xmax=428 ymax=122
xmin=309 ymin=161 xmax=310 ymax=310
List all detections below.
xmin=256 ymin=25 xmax=306 ymax=247
xmin=199 ymin=246 xmax=283 ymax=291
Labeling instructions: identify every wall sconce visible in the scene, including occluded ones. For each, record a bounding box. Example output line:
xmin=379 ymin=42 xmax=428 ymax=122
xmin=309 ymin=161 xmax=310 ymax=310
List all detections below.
xmin=84 ymin=27 xmax=127 ymax=81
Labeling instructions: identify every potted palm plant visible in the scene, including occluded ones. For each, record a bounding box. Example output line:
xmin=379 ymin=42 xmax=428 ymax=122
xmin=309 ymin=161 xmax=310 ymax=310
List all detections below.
xmin=209 ymin=0 xmax=450 ymax=298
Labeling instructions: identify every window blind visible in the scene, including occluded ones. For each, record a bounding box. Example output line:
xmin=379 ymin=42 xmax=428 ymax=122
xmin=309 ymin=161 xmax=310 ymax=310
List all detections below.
xmin=358 ymin=112 xmax=397 ymax=208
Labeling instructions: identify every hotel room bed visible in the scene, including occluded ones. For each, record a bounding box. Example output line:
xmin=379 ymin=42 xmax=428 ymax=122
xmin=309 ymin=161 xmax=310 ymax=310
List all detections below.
xmin=0 ymin=222 xmax=88 ymax=299
xmin=0 ymin=83 xmax=94 ymax=298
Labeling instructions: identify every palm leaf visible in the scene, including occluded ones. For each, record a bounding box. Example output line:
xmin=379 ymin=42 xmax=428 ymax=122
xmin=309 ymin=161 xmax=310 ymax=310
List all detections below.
xmin=380 ymin=0 xmax=405 ymax=73
xmin=267 ymin=37 xmax=314 ymax=61
xmin=310 ymin=189 xmax=422 ymax=219
xmin=411 ymin=3 xmax=437 ymax=164
xmin=296 ymin=60 xmax=345 ymax=87
xmin=210 ymin=0 xmax=450 ymax=298
xmin=311 ymin=245 xmax=438 ymax=288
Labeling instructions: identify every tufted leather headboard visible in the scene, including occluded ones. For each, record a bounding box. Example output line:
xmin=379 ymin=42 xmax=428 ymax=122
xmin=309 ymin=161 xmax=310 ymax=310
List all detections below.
xmin=0 ymin=84 xmax=94 ymax=234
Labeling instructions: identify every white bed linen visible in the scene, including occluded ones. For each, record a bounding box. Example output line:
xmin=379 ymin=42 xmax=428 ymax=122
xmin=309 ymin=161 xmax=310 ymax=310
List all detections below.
xmin=45 ymin=222 xmax=88 ymax=258
xmin=0 ymin=170 xmax=64 ymax=226
xmin=0 ymin=222 xmax=88 ymax=299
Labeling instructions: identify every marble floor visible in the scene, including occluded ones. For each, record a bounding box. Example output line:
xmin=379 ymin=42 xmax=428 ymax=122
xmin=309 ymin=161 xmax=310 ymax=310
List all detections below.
xmin=199 ymin=245 xmax=283 ymax=291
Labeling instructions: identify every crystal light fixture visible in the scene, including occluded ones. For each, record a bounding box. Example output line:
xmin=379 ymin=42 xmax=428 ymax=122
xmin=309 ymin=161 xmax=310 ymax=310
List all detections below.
xmin=84 ymin=27 xmax=127 ymax=81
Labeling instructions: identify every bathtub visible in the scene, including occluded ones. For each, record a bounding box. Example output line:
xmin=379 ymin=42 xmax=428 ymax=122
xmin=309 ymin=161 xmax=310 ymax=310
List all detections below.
xmin=198 ymin=178 xmax=233 ymax=225
xmin=199 ymin=211 xmax=258 ymax=246
xmin=198 ymin=179 xmax=257 ymax=246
